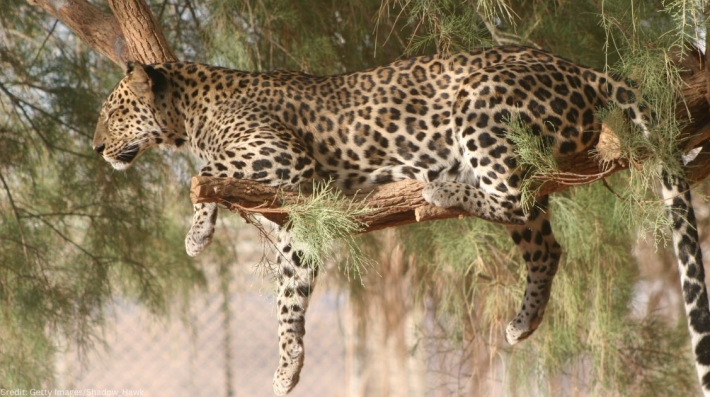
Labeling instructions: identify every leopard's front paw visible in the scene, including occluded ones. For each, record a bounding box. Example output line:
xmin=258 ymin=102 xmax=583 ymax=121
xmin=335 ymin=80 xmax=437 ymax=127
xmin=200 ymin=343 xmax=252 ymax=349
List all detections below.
xmin=505 ymin=321 xmax=533 ymax=345
xmin=272 ymin=343 xmax=304 ymax=395
xmin=185 ymin=203 xmax=217 ymax=257
xmin=505 ymin=309 xmax=544 ymax=345
xmin=185 ymin=222 xmax=214 ymax=257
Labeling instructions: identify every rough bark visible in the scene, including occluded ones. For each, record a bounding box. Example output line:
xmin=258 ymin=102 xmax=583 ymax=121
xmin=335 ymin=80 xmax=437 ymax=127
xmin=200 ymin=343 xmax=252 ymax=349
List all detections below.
xmin=27 ymin=0 xmax=175 ymax=65
xmin=107 ymin=0 xmax=177 ymax=63
xmin=190 ymin=176 xmax=473 ymax=232
xmin=27 ymin=0 xmax=129 ymax=65
xmin=189 ymin=124 xmax=636 ymax=231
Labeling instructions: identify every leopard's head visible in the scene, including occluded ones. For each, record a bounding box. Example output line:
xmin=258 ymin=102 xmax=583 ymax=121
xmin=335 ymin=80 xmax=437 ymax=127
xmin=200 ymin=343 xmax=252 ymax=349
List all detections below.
xmin=93 ymin=62 xmax=186 ymax=170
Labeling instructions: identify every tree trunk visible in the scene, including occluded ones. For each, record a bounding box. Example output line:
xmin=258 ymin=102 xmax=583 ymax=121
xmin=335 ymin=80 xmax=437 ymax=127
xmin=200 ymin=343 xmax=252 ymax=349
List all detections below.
xmin=107 ymin=0 xmax=177 ymax=63
xmin=27 ymin=0 xmax=175 ymax=65
xmin=27 ymin=0 xmax=130 ymax=65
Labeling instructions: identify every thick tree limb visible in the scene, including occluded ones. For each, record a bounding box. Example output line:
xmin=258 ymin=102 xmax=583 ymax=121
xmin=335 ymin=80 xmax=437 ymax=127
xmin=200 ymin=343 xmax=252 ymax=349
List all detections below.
xmin=189 ymin=150 xmax=624 ymax=232
xmin=27 ymin=0 xmax=174 ymax=65
xmin=673 ymin=46 xmax=710 ymax=151
xmin=191 ymin=176 xmax=473 ymax=232
xmin=189 ymin=141 xmax=629 ymax=232
xmin=107 ymin=0 xmax=177 ymax=63
xmin=27 ymin=0 xmax=129 ymax=65
xmin=189 ymin=142 xmax=710 ymax=232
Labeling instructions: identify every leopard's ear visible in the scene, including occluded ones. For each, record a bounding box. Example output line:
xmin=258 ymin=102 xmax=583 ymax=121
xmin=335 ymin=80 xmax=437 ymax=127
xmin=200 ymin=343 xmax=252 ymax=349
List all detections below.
xmin=125 ymin=62 xmax=167 ymax=101
xmin=125 ymin=62 xmax=152 ymax=99
xmin=124 ymin=61 xmax=138 ymax=75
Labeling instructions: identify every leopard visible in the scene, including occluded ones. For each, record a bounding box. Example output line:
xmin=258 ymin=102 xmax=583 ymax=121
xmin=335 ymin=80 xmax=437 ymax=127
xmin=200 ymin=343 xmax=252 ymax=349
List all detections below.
xmin=93 ymin=45 xmax=710 ymax=395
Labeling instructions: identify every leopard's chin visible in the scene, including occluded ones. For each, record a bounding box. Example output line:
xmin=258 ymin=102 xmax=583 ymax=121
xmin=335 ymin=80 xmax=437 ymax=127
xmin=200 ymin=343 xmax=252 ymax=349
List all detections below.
xmin=116 ymin=144 xmax=140 ymax=163
xmin=107 ymin=159 xmax=132 ymax=171
xmin=106 ymin=144 xmax=141 ymax=170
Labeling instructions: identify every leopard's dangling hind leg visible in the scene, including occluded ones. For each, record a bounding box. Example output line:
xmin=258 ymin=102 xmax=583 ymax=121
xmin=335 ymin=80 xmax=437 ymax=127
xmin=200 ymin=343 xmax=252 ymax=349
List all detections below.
xmin=661 ymin=172 xmax=710 ymax=394
xmin=504 ymin=195 xmax=562 ymax=344
xmin=421 ymin=173 xmax=561 ymax=343
xmin=271 ymin=228 xmax=318 ymax=396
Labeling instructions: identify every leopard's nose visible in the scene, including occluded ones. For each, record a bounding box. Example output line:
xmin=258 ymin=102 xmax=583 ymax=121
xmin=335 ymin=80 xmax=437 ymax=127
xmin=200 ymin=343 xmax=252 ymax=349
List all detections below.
xmin=94 ymin=144 xmax=105 ymax=154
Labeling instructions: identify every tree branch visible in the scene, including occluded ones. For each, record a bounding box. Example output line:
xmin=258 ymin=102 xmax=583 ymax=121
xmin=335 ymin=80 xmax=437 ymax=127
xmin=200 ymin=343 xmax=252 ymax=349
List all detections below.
xmin=27 ymin=0 xmax=129 ymax=65
xmin=27 ymin=0 xmax=175 ymax=65
xmin=191 ymin=176 xmax=471 ymax=232
xmin=107 ymin=0 xmax=177 ymax=63
xmin=189 ymin=148 xmax=625 ymax=232
xmin=190 ymin=119 xmax=710 ymax=233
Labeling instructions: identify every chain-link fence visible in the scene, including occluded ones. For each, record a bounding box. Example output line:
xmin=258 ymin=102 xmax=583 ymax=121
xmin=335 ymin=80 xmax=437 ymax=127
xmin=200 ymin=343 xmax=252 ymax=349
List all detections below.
xmin=56 ymin=223 xmax=351 ymax=397
xmin=52 ymin=224 xmax=479 ymax=397
xmin=53 ymin=218 xmax=690 ymax=397
xmin=56 ymin=283 xmax=347 ymax=397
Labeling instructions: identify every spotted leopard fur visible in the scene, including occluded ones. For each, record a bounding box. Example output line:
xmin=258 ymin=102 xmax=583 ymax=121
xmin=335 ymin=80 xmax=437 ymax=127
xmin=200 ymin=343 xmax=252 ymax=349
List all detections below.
xmin=93 ymin=46 xmax=710 ymax=395
xmin=662 ymin=174 xmax=710 ymax=393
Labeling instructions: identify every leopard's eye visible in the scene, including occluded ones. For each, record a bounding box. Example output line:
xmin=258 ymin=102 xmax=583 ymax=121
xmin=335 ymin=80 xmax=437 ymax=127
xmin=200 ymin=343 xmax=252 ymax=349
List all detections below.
xmin=106 ymin=108 xmax=118 ymax=121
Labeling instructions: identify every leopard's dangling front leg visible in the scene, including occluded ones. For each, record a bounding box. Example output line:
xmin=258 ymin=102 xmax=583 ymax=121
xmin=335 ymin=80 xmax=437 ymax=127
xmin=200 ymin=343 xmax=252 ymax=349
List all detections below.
xmin=504 ymin=196 xmax=561 ymax=344
xmin=185 ymin=165 xmax=220 ymax=256
xmin=185 ymin=202 xmax=217 ymax=256
xmin=272 ymin=228 xmax=318 ymax=396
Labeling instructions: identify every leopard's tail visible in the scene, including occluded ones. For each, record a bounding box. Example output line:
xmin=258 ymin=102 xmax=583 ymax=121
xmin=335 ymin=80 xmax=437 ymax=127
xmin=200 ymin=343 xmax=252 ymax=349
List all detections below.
xmin=661 ymin=172 xmax=710 ymax=394
xmin=272 ymin=228 xmax=318 ymax=396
